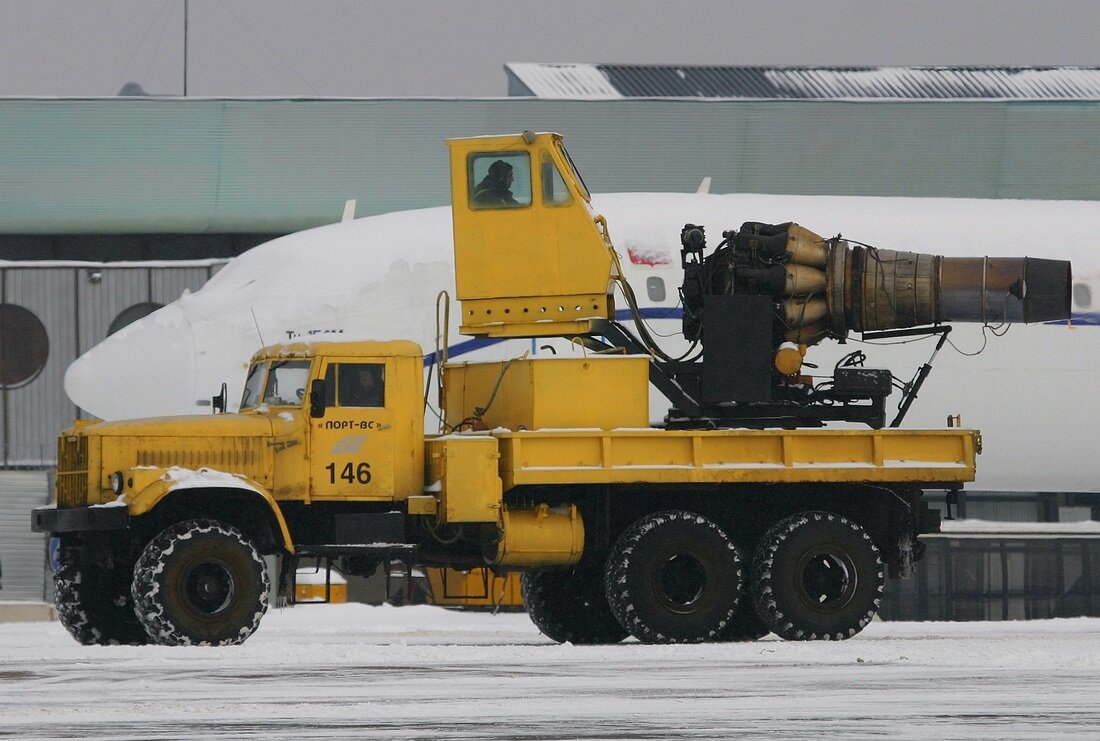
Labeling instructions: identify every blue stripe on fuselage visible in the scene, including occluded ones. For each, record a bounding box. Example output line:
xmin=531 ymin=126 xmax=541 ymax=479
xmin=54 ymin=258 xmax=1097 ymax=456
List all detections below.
xmin=1053 ymin=312 xmax=1100 ymax=326
xmin=421 ymin=308 xmax=685 ymax=366
xmin=422 ymin=336 xmax=501 ymax=366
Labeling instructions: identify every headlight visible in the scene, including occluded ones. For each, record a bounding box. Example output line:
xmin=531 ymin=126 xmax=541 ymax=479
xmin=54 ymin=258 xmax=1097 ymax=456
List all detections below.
xmin=109 ymin=471 xmax=125 ymax=495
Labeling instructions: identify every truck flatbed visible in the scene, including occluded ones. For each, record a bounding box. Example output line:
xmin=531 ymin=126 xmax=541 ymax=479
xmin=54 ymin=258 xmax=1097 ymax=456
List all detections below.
xmin=493 ymin=427 xmax=978 ymax=489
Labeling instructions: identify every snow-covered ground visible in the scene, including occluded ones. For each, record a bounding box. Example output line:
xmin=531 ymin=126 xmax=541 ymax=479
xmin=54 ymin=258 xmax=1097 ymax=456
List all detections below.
xmin=2 ymin=605 xmax=1099 ymax=739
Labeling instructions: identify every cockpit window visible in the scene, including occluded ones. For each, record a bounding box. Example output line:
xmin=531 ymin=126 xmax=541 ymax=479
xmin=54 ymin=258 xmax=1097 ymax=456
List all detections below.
xmin=261 ymin=360 xmax=312 ymax=406
xmin=468 ymin=152 xmax=531 ymax=209
xmin=240 ymin=362 xmax=266 ymax=410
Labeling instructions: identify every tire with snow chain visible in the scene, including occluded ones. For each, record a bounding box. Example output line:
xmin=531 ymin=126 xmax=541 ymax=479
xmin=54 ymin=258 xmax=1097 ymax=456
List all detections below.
xmin=522 ymin=566 xmax=628 ymax=645
xmin=713 ymin=597 xmax=770 ymax=642
xmin=132 ymin=519 xmax=269 ymax=646
xmin=752 ymin=511 xmax=883 ymax=641
xmin=55 ymin=560 xmax=148 ymax=646
xmin=604 ymin=510 xmax=743 ymax=644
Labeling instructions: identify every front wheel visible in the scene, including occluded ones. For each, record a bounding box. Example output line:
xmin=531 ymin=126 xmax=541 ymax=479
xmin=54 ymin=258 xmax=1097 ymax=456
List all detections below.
xmin=604 ymin=510 xmax=743 ymax=644
xmin=55 ymin=556 xmax=147 ymax=646
xmin=752 ymin=511 xmax=883 ymax=641
xmin=132 ymin=519 xmax=270 ymax=646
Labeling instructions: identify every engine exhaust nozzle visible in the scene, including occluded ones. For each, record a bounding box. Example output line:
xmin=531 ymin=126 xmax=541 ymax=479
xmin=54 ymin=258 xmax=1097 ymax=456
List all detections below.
xmin=825 ymin=242 xmax=1071 ymax=336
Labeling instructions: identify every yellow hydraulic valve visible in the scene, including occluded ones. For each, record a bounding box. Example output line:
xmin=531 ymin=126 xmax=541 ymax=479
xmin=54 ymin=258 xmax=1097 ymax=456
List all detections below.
xmin=774 ymin=342 xmax=807 ymax=376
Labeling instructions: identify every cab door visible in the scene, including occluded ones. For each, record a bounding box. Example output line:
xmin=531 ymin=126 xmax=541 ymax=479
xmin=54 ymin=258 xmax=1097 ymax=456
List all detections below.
xmin=308 ymin=358 xmax=395 ymax=501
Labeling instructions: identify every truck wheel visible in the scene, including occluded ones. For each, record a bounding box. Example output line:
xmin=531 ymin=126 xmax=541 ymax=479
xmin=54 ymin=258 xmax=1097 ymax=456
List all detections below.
xmin=55 ymin=561 xmax=148 ymax=645
xmin=521 ymin=567 xmax=628 ymax=644
xmin=713 ymin=598 xmax=770 ymax=642
xmin=604 ymin=510 xmax=742 ymax=644
xmin=752 ymin=511 xmax=883 ymax=641
xmin=131 ymin=519 xmax=269 ymax=646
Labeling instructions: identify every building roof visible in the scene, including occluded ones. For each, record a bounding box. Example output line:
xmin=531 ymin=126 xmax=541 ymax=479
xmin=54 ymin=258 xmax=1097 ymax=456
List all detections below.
xmin=505 ymin=64 xmax=1100 ymax=100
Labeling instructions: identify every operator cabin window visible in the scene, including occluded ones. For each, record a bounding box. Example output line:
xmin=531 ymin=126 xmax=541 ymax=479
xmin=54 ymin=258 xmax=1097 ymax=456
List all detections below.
xmin=541 ymin=152 xmax=572 ymax=206
xmin=468 ymin=152 xmax=531 ymax=209
xmin=324 ymin=363 xmax=386 ymax=408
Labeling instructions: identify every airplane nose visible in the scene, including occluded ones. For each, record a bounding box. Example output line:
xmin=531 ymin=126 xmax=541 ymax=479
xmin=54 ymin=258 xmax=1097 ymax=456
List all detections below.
xmin=64 ymin=304 xmax=198 ymax=420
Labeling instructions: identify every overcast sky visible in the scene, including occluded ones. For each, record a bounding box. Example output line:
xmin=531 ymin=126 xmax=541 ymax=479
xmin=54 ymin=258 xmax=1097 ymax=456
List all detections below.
xmin=2 ymin=1 xmax=1100 ymax=97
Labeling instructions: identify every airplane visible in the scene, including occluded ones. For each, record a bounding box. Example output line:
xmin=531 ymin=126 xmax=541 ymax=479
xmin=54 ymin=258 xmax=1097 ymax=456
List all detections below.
xmin=65 ymin=191 xmax=1100 ymax=495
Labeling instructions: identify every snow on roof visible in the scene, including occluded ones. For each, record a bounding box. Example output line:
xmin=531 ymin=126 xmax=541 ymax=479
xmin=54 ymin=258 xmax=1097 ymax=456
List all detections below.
xmin=506 ymin=63 xmax=622 ymax=99
xmin=505 ymin=64 xmax=1100 ymax=100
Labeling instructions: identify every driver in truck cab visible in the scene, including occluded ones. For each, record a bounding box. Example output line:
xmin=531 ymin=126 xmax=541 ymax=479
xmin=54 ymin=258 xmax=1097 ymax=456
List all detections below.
xmin=472 ymin=160 xmax=518 ymax=207
xmin=340 ymin=364 xmax=384 ymax=407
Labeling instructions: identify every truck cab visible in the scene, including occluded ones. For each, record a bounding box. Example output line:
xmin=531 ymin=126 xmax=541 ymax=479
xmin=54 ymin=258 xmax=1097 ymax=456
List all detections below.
xmin=33 ymin=340 xmax=429 ymax=646
xmin=236 ymin=340 xmax=425 ymax=504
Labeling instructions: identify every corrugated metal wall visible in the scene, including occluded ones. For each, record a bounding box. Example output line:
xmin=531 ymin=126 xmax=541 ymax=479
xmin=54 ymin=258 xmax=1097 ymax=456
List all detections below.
xmin=0 ymin=471 xmax=49 ymax=601
xmin=1 ymin=263 xmax=223 ymax=466
xmin=1 ymin=98 xmax=1099 ymax=236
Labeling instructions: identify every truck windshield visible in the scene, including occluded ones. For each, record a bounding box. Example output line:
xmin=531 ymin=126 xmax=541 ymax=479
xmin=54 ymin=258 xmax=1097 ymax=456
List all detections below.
xmin=261 ymin=360 xmax=312 ymax=407
xmin=240 ymin=362 xmax=266 ymax=410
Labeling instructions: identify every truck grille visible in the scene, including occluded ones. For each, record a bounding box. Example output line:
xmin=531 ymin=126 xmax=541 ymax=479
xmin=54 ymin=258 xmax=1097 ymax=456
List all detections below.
xmin=56 ymin=435 xmax=89 ymax=509
xmin=136 ymin=443 xmax=263 ymax=472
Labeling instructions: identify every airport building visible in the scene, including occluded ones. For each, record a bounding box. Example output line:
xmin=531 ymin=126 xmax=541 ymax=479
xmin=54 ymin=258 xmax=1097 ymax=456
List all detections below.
xmin=2 ymin=66 xmax=1100 ymax=611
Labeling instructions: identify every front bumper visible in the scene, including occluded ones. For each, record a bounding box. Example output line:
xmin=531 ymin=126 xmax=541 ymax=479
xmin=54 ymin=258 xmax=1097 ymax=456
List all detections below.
xmin=32 ymin=505 xmax=129 ymax=534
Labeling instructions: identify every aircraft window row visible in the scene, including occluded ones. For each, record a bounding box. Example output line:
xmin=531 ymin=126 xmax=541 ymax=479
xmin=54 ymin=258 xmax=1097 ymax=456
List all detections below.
xmin=325 ymin=362 xmax=385 ymax=408
xmin=0 ymin=303 xmax=49 ymax=388
xmin=1073 ymin=282 xmax=1091 ymax=310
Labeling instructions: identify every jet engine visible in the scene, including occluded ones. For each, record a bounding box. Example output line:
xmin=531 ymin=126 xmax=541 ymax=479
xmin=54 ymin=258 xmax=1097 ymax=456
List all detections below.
xmin=663 ymin=221 xmax=1072 ymax=428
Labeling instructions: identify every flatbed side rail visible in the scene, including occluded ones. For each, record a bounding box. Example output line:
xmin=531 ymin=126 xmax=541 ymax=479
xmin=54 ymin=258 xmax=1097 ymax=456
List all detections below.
xmin=495 ymin=428 xmax=977 ymax=488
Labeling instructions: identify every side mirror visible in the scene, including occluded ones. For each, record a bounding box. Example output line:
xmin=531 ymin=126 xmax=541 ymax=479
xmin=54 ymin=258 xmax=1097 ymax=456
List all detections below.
xmin=212 ymin=382 xmax=228 ymax=414
xmin=309 ymin=379 xmax=326 ymax=418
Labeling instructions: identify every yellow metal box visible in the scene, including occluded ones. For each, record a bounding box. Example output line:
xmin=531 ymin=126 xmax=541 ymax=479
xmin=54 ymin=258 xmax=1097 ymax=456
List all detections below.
xmin=444 ymin=356 xmax=649 ymax=431
xmin=295 ymin=567 xmax=348 ymax=603
xmin=425 ymin=435 xmax=502 ymax=523
xmin=424 ymin=567 xmax=524 ymax=609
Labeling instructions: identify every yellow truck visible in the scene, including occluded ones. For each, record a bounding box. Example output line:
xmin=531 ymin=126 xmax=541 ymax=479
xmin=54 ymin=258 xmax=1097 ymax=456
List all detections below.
xmin=33 ymin=132 xmax=1068 ymax=646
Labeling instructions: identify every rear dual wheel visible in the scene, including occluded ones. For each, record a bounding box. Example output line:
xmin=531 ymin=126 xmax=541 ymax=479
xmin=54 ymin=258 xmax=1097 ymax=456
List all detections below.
xmin=752 ymin=511 xmax=883 ymax=641
xmin=604 ymin=511 xmax=745 ymax=644
xmin=522 ymin=566 xmax=628 ymax=645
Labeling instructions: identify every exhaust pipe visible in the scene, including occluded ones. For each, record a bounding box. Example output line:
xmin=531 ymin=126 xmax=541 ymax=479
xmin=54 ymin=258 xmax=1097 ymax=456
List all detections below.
xmin=824 ymin=243 xmax=1072 ymax=335
xmin=681 ymin=221 xmax=1072 ymax=348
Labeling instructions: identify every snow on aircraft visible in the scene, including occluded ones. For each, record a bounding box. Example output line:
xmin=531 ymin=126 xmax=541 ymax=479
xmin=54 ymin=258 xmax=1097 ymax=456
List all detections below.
xmin=65 ymin=192 xmax=1100 ymax=494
